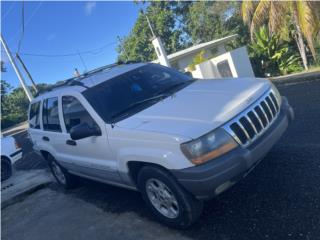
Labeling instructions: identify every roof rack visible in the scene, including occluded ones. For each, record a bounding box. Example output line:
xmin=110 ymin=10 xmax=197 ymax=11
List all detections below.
xmin=35 ymin=60 xmax=141 ymax=97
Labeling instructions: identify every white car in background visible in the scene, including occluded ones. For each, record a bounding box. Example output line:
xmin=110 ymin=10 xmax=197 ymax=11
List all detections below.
xmin=1 ymin=135 xmax=22 ymax=181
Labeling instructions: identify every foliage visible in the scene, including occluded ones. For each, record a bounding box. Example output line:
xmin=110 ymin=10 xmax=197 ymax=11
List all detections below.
xmin=186 ymin=1 xmax=249 ymax=48
xmin=117 ymin=1 xmax=249 ymax=62
xmin=1 ymin=85 xmax=29 ymax=129
xmin=117 ymin=2 xmax=186 ymax=62
xmin=187 ymin=50 xmax=208 ymax=71
xmin=1 ymin=61 xmax=6 ymax=73
xmin=1 ymin=79 xmax=51 ymax=129
xmin=248 ymin=26 xmax=302 ymax=77
xmin=241 ymin=1 xmax=320 ymax=68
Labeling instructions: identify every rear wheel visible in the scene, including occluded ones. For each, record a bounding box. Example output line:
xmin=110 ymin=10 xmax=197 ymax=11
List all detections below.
xmin=1 ymin=157 xmax=12 ymax=181
xmin=47 ymin=155 xmax=78 ymax=189
xmin=137 ymin=166 xmax=203 ymax=229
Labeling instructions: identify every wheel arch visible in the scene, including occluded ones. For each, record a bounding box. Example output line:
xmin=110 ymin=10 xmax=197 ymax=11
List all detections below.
xmin=127 ymin=161 xmax=174 ymax=186
xmin=40 ymin=150 xmax=53 ymax=161
xmin=1 ymin=155 xmax=12 ymax=164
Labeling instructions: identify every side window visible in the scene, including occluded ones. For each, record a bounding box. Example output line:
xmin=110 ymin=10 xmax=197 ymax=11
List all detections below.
xmin=29 ymin=102 xmax=41 ymax=129
xmin=62 ymin=96 xmax=98 ymax=133
xmin=42 ymin=97 xmax=62 ymax=132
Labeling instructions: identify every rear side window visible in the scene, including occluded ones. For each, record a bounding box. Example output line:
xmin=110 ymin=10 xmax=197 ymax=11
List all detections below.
xmin=42 ymin=97 xmax=61 ymax=132
xmin=29 ymin=102 xmax=41 ymax=129
xmin=62 ymin=96 xmax=98 ymax=132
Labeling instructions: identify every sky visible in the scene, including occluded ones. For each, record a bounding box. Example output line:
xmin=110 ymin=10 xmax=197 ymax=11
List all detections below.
xmin=1 ymin=1 xmax=142 ymax=88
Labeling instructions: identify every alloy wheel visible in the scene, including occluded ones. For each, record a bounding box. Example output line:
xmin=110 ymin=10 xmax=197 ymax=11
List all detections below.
xmin=51 ymin=161 xmax=66 ymax=185
xmin=145 ymin=178 xmax=179 ymax=219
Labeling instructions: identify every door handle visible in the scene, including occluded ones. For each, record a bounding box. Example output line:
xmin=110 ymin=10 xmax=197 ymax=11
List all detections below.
xmin=42 ymin=136 xmax=50 ymax=141
xmin=66 ymin=140 xmax=77 ymax=146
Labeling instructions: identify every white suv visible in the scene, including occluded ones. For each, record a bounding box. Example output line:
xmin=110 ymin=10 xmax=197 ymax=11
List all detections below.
xmin=28 ymin=63 xmax=294 ymax=228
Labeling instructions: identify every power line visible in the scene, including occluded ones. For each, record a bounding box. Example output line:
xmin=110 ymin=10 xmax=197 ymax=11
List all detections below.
xmin=7 ymin=2 xmax=43 ymax=46
xmin=1 ymin=2 xmax=17 ymax=21
xmin=17 ymin=1 xmax=25 ymax=54
xmin=19 ymin=42 xmax=117 ymax=58
xmin=77 ymin=50 xmax=88 ymax=72
xmin=1 ymin=41 xmax=117 ymax=58
xmin=117 ymin=36 xmax=129 ymax=60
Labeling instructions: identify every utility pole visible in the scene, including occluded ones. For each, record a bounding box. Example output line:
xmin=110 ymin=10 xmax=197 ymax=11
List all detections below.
xmin=144 ymin=13 xmax=156 ymax=38
xmin=141 ymin=10 xmax=171 ymax=67
xmin=0 ymin=34 xmax=33 ymax=101
xmin=16 ymin=53 xmax=38 ymax=93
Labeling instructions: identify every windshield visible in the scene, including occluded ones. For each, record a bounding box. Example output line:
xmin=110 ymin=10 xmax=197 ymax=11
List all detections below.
xmin=83 ymin=63 xmax=194 ymax=123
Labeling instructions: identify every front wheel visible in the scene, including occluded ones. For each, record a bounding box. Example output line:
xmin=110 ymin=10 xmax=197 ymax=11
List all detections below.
xmin=1 ymin=157 xmax=12 ymax=181
xmin=137 ymin=166 xmax=203 ymax=229
xmin=47 ymin=155 xmax=78 ymax=189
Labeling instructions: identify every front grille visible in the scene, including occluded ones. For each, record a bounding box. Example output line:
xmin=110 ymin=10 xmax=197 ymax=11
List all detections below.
xmin=224 ymin=90 xmax=280 ymax=146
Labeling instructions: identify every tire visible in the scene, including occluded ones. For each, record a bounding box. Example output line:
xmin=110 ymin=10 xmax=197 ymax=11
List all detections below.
xmin=137 ymin=165 xmax=203 ymax=229
xmin=1 ymin=157 xmax=12 ymax=181
xmin=47 ymin=155 xmax=78 ymax=189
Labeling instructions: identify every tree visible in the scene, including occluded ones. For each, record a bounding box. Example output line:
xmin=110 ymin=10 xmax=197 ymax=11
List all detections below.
xmin=117 ymin=2 xmax=186 ymax=62
xmin=1 ymin=80 xmax=11 ymax=101
xmin=248 ymin=26 xmax=302 ymax=77
xmin=1 ymin=80 xmax=52 ymax=129
xmin=185 ymin=1 xmax=249 ymax=46
xmin=1 ymin=60 xmax=6 ymax=73
xmin=117 ymin=2 xmax=249 ymax=62
xmin=1 ymin=61 xmax=9 ymax=113
xmin=242 ymin=1 xmax=320 ymax=70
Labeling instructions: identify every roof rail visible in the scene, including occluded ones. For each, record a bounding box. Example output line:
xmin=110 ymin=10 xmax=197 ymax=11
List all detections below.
xmin=35 ymin=60 xmax=142 ymax=97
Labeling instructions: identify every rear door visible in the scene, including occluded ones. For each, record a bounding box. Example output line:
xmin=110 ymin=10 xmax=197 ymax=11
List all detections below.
xmin=28 ymin=100 xmax=43 ymax=151
xmin=58 ymin=92 xmax=121 ymax=183
xmin=39 ymin=96 xmax=66 ymax=161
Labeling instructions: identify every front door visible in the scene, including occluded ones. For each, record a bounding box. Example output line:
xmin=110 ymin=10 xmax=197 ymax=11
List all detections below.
xmin=57 ymin=93 xmax=121 ymax=183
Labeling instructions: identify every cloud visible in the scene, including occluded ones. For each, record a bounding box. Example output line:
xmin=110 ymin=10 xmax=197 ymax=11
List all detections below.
xmin=84 ymin=2 xmax=96 ymax=16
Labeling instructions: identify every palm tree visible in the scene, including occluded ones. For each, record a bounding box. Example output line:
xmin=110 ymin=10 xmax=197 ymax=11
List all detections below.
xmin=242 ymin=1 xmax=320 ymax=70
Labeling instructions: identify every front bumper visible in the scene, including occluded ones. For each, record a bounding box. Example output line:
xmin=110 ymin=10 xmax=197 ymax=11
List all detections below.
xmin=171 ymin=97 xmax=294 ymax=200
xmin=10 ymin=149 xmax=23 ymax=164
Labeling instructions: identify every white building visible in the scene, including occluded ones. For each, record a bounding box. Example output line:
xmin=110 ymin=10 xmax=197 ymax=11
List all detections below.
xmin=153 ymin=34 xmax=255 ymax=79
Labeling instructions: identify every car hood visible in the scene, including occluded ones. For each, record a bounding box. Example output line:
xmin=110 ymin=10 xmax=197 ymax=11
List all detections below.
xmin=116 ymin=78 xmax=271 ymax=139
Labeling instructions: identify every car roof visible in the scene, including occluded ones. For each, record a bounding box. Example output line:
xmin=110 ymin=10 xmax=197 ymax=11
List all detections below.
xmin=31 ymin=62 xmax=147 ymax=103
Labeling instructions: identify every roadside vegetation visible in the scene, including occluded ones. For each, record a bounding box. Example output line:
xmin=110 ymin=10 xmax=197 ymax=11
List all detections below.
xmin=1 ymin=1 xmax=320 ymax=129
xmin=1 ymin=62 xmax=51 ymax=129
xmin=118 ymin=1 xmax=320 ymax=77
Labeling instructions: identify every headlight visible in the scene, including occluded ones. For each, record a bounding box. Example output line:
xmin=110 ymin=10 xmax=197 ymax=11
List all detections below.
xmin=180 ymin=128 xmax=238 ymax=165
xmin=270 ymin=83 xmax=282 ymax=106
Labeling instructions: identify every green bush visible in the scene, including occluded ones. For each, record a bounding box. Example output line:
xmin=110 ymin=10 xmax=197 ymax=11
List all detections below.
xmin=187 ymin=50 xmax=208 ymax=71
xmin=1 ymin=114 xmax=27 ymax=129
xmin=249 ymin=26 xmax=302 ymax=77
xmin=1 ymin=82 xmax=52 ymax=130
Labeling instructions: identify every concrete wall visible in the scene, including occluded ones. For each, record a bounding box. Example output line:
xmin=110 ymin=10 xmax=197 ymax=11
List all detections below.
xmin=190 ymin=47 xmax=254 ymax=79
xmin=192 ymin=60 xmax=215 ymax=79
xmin=229 ymin=47 xmax=255 ymax=77
xmin=177 ymin=44 xmax=227 ymax=71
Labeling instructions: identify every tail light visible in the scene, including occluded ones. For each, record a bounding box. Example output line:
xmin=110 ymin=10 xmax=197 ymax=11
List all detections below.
xmin=15 ymin=140 xmax=21 ymax=149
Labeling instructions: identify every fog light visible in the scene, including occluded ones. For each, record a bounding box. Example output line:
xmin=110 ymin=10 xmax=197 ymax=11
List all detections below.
xmin=215 ymin=181 xmax=235 ymax=195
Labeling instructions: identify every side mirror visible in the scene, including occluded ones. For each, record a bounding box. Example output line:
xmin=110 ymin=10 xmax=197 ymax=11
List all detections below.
xmin=70 ymin=122 xmax=101 ymax=140
xmin=184 ymin=71 xmax=193 ymax=78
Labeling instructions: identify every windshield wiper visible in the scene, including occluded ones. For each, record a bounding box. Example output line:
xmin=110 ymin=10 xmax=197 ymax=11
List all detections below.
xmin=110 ymin=94 xmax=169 ymax=122
xmin=156 ymin=80 xmax=194 ymax=95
